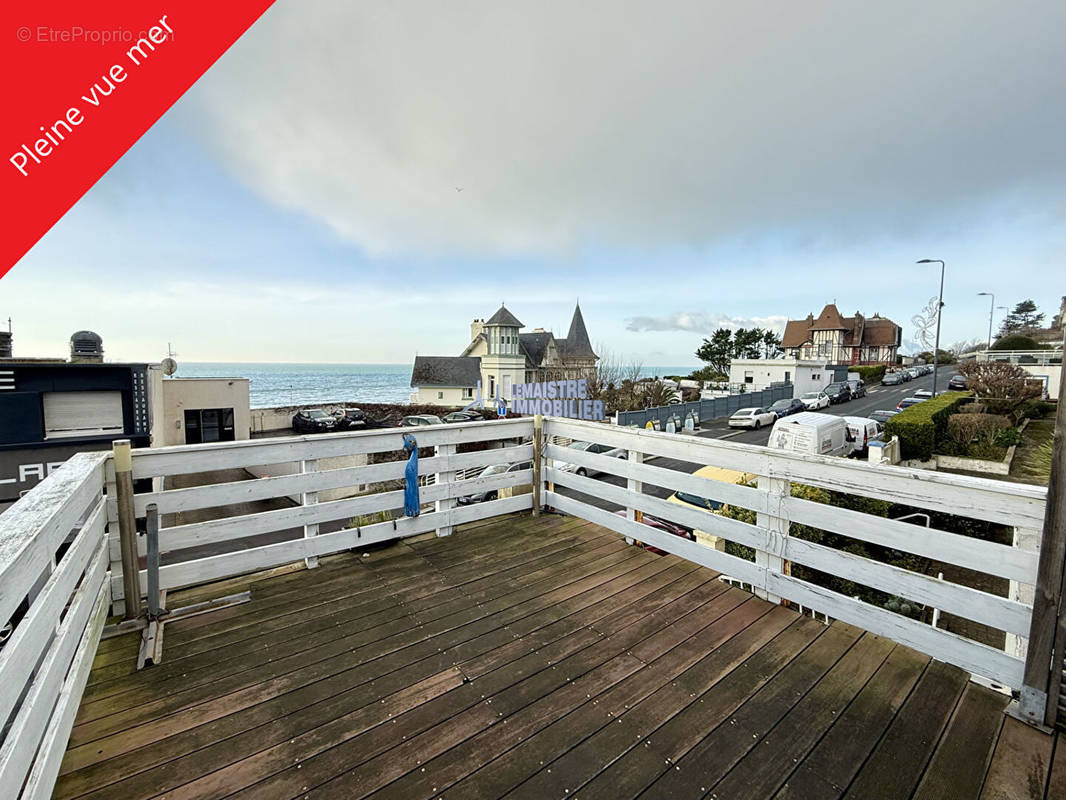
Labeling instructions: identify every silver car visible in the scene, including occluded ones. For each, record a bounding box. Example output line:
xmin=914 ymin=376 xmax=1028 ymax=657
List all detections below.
xmin=556 ymin=441 xmax=627 ymax=477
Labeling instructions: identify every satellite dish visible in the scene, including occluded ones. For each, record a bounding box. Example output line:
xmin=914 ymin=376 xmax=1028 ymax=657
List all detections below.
xmin=161 ymin=357 xmax=178 ymax=376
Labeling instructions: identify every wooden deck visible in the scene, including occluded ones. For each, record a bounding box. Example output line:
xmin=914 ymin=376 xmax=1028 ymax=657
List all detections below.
xmin=54 ymin=512 xmax=1062 ymax=800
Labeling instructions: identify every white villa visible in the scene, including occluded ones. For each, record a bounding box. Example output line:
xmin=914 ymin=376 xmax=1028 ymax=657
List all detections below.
xmin=410 ymin=303 xmax=598 ymax=407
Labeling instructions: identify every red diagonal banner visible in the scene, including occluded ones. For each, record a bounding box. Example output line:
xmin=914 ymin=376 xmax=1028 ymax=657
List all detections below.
xmin=0 ymin=2 xmax=275 ymax=279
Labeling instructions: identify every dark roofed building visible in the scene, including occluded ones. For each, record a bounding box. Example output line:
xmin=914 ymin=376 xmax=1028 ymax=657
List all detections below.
xmin=782 ymin=304 xmax=901 ymax=365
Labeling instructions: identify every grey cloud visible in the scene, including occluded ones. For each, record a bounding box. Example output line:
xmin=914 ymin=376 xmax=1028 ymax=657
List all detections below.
xmin=626 ymin=312 xmax=788 ymax=334
xmin=186 ymin=1 xmax=1066 ymax=257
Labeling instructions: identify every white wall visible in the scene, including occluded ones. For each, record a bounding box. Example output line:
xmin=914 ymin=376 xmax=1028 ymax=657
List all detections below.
xmin=161 ymin=378 xmax=251 ymax=446
xmin=411 ymin=386 xmax=474 ymax=407
xmin=728 ymin=360 xmax=831 ymax=395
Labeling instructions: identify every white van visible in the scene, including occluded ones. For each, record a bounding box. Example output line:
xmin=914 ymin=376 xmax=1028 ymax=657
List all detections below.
xmin=767 ymin=412 xmax=851 ymax=458
xmin=843 ymin=416 xmax=884 ymax=456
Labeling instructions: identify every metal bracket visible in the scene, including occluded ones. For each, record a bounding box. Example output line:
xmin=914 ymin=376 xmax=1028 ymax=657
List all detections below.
xmin=1007 ymin=686 xmax=1054 ymax=734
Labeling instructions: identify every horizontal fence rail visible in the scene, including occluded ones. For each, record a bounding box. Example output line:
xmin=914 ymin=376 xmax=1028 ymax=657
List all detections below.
xmin=542 ymin=417 xmax=1048 ymax=690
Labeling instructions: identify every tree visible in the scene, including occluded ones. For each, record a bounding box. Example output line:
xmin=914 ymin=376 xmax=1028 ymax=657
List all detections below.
xmin=761 ymin=329 xmax=783 ymax=359
xmin=917 ymin=349 xmax=955 ymax=365
xmin=586 ymin=346 xmax=643 ymax=414
xmin=948 ymin=339 xmax=985 ymax=358
xmin=695 ymin=329 xmax=733 ymax=374
xmin=957 ymin=361 xmax=1042 ymax=416
xmin=640 ymin=379 xmax=678 ymax=408
xmin=991 ymin=334 xmax=1039 ymax=351
xmin=732 ymin=328 xmax=763 ymax=359
xmin=998 ymin=299 xmax=1044 ymax=337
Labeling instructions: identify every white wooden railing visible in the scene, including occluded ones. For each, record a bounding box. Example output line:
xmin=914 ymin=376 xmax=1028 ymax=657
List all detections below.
xmin=104 ymin=418 xmax=534 ymax=609
xmin=542 ymin=417 xmax=1047 ymax=692
xmin=0 ymin=415 xmax=1055 ymax=797
xmin=0 ymin=452 xmax=110 ymax=800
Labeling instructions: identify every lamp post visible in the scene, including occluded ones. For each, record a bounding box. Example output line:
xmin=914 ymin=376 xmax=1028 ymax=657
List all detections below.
xmin=917 ymin=259 xmax=946 ymax=396
xmin=977 ymin=292 xmax=995 ymax=350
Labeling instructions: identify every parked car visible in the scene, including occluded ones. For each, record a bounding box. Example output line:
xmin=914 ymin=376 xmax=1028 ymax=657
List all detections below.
xmin=727 ymin=407 xmax=777 ymax=429
xmin=843 ymin=416 xmax=884 ymax=456
xmin=667 ymin=465 xmax=752 ymax=550
xmin=822 ymin=382 xmax=852 ymax=404
xmin=913 ymin=389 xmax=933 ymax=399
xmin=769 ymin=398 xmax=806 ymax=418
xmin=869 ymin=409 xmax=898 ymax=426
xmin=846 ymin=379 xmax=866 ymax=399
xmin=292 ymin=409 xmax=336 ymax=433
xmin=556 ymin=441 xmax=627 ymax=477
xmin=402 ymin=414 xmax=444 ymax=426
xmin=948 ymin=375 xmax=968 ymax=390
xmin=896 ymin=397 xmax=924 ymax=412
xmin=333 ymin=408 xmax=366 ymax=430
xmin=612 ymin=510 xmax=693 ymax=555
xmin=442 ymin=410 xmax=482 ymax=424
xmin=457 ymin=461 xmax=531 ymax=504
xmin=768 ymin=412 xmax=852 ymax=458
xmin=799 ymin=391 xmax=830 ymax=410
xmin=899 ymin=370 xmax=912 ymax=382
xmin=881 ymin=371 xmax=903 ymax=385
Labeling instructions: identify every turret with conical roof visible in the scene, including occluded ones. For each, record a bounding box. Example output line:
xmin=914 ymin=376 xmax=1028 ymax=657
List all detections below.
xmin=558 ymin=303 xmax=597 ymax=361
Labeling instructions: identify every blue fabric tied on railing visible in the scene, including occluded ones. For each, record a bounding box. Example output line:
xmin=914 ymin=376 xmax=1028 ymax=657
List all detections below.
xmin=402 ymin=434 xmax=420 ymax=517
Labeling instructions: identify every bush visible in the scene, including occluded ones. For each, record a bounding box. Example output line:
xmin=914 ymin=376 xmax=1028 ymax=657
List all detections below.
xmin=991 ymin=334 xmax=1039 ymax=351
xmin=884 ymin=391 xmax=971 ymax=461
xmin=1020 ymin=399 xmax=1054 ymax=419
xmin=944 ymin=413 xmax=1011 ymax=456
xmin=854 ymin=365 xmax=887 ymax=383
xmin=994 ymin=427 xmax=1022 ymax=447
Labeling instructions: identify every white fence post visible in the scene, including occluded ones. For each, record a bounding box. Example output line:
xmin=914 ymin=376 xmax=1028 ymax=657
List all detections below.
xmin=300 ymin=459 xmax=319 ymax=568
xmin=755 ymin=474 xmax=790 ymax=603
xmin=434 ymin=443 xmax=456 ymax=537
xmin=625 ymin=450 xmax=644 ymax=544
xmin=1006 ymin=526 xmax=1041 ymax=661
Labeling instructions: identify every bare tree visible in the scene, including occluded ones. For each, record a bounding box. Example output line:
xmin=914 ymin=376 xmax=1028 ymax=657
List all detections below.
xmin=957 ymin=360 xmax=1042 ymax=415
xmin=587 ymin=345 xmax=644 ymax=413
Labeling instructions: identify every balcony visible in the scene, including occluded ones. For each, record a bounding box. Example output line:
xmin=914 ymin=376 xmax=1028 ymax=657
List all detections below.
xmin=1 ymin=417 xmax=1062 ymax=799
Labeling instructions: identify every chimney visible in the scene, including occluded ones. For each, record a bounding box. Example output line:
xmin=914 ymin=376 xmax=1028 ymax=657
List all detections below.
xmin=0 ymin=330 xmax=11 ymax=358
xmin=70 ymin=330 xmax=104 ymax=363
xmin=470 ymin=319 xmax=484 ymax=341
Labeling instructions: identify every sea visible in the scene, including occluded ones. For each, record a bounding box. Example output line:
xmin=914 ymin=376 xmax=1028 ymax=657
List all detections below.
xmin=175 ymin=362 xmax=697 ymax=409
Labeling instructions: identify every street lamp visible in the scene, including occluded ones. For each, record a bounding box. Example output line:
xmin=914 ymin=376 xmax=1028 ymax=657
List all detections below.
xmin=977 ymin=292 xmax=994 ymax=350
xmin=917 ymin=259 xmax=946 ymax=396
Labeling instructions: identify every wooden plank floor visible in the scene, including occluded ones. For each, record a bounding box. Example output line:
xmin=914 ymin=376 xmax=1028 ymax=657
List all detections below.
xmin=53 ymin=511 xmax=1060 ymax=800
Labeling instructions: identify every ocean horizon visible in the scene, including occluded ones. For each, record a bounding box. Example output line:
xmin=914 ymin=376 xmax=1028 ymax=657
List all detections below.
xmin=175 ymin=362 xmax=700 ymax=408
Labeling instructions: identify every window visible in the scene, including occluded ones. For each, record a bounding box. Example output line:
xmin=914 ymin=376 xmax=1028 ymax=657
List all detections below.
xmin=489 ymin=376 xmax=496 ymax=397
xmin=812 ymin=373 xmax=820 ymax=381
xmin=43 ymin=391 xmax=123 ymax=439
xmin=462 ymin=388 xmax=474 ymax=399
xmin=438 ymin=391 xmax=444 ymax=400
xmin=784 ymin=371 xmax=791 ymax=383
xmin=744 ymin=371 xmax=754 ymax=384
xmin=184 ymin=408 xmax=235 ymax=444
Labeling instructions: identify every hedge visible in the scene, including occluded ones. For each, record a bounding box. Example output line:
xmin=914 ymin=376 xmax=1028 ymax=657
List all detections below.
xmin=853 ymin=365 xmax=887 ymax=383
xmin=883 ymin=391 xmax=971 ymax=461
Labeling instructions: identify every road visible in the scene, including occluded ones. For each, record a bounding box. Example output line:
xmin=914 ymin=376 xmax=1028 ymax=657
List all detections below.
xmin=555 ymin=369 xmax=956 ymax=513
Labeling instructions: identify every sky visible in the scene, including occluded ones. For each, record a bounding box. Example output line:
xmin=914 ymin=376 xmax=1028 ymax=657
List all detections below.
xmin=2 ymin=0 xmax=1064 ymax=366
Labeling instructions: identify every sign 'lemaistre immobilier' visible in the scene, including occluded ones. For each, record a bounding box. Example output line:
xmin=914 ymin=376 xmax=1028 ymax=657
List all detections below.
xmin=511 ymin=379 xmax=605 ymax=420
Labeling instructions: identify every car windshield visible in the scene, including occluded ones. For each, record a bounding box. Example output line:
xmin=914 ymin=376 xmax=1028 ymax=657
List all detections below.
xmin=567 ymin=441 xmax=590 ymax=450
xmin=771 ymin=400 xmax=789 ymax=409
xmin=423 ymin=416 xmax=443 ymax=424
xmin=731 ymin=409 xmax=755 ymax=417
xmin=307 ymin=410 xmax=331 ymax=420
xmin=479 ymin=464 xmax=509 ymax=477
xmin=675 ymin=492 xmax=724 ymax=511
xmin=801 ymin=392 xmax=820 ymax=399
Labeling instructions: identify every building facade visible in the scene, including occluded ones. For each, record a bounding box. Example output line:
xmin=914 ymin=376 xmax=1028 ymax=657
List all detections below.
xmin=781 ymin=304 xmax=901 ymax=365
xmin=0 ymin=332 xmax=152 ymax=506
xmin=411 ymin=303 xmax=598 ymax=406
xmin=727 ymin=358 xmax=837 ymax=395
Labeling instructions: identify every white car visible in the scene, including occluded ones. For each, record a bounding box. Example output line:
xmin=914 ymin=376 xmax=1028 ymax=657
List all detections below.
xmin=556 ymin=441 xmax=627 ymax=477
xmin=727 ymin=407 xmax=777 ymax=430
xmin=799 ymin=391 xmax=830 ymax=410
